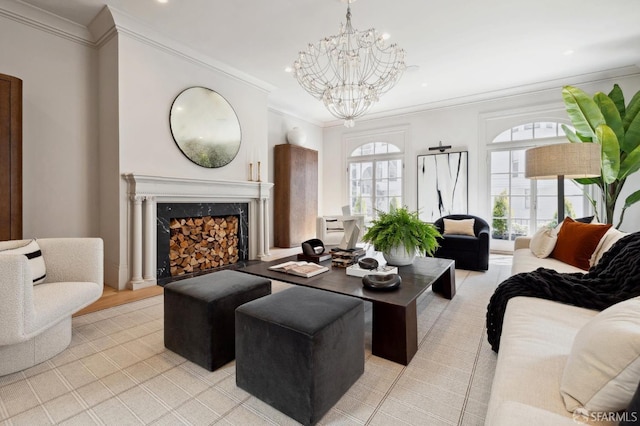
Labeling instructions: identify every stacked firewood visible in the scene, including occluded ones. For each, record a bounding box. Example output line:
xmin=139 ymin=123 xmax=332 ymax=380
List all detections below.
xmin=169 ymin=215 xmax=239 ymax=276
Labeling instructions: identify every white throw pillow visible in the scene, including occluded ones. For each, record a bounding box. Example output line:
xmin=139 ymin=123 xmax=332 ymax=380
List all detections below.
xmin=443 ymin=218 xmax=475 ymax=236
xmin=529 ymin=226 xmax=557 ymax=258
xmin=0 ymin=239 xmax=47 ymax=284
xmin=560 ymin=297 xmax=640 ymax=413
xmin=589 ymin=228 xmax=627 ymax=267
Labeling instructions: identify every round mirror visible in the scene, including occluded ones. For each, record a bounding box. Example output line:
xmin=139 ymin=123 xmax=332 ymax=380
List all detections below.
xmin=169 ymin=87 xmax=241 ymax=168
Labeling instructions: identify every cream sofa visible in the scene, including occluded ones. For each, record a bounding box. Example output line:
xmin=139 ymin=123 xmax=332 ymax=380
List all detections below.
xmin=486 ymin=233 xmax=627 ymax=425
xmin=0 ymin=238 xmax=103 ymax=375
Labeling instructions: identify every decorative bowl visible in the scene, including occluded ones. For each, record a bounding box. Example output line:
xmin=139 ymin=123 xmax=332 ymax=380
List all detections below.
xmin=362 ymin=273 xmax=402 ymax=291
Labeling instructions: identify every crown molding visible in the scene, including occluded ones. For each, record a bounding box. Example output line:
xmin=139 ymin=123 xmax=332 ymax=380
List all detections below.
xmin=322 ymin=65 xmax=640 ymax=128
xmin=0 ymin=0 xmax=93 ymax=45
xmin=267 ymin=105 xmax=324 ymax=128
xmin=102 ymin=6 xmax=274 ymax=94
xmin=3 ymin=2 xmax=274 ymax=94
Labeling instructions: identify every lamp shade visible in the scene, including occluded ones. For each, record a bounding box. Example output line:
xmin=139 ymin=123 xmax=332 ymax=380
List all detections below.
xmin=525 ymin=143 xmax=601 ymax=179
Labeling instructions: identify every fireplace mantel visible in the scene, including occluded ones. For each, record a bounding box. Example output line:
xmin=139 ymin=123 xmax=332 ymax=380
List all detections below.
xmin=124 ymin=174 xmax=273 ymax=200
xmin=123 ymin=174 xmax=273 ymax=290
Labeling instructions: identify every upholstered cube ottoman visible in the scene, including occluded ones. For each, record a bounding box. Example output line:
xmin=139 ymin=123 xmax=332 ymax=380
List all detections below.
xmin=235 ymin=286 xmax=364 ymax=425
xmin=164 ymin=270 xmax=271 ymax=371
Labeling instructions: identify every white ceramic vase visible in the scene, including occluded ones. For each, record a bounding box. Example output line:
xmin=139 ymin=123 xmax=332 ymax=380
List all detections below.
xmin=383 ymin=245 xmax=416 ymax=266
xmin=286 ymin=127 xmax=306 ymax=146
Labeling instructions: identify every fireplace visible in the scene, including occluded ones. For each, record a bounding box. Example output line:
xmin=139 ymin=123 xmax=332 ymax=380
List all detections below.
xmin=123 ymin=174 xmax=273 ymax=290
xmin=156 ymin=202 xmax=249 ymax=281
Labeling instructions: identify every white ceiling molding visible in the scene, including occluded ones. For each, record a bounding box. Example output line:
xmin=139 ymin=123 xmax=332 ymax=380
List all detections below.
xmin=104 ymin=6 xmax=274 ymax=95
xmin=87 ymin=5 xmax=116 ymax=48
xmin=321 ymin=65 xmax=640 ymax=128
xmin=0 ymin=0 xmax=92 ymax=46
xmin=267 ymin=106 xmax=324 ymax=128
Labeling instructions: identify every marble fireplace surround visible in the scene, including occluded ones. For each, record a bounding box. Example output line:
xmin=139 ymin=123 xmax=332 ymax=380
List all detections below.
xmin=124 ymin=174 xmax=273 ymax=290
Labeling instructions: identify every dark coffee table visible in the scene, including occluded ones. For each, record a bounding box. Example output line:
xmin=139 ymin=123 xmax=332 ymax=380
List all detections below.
xmin=240 ymin=255 xmax=455 ymax=365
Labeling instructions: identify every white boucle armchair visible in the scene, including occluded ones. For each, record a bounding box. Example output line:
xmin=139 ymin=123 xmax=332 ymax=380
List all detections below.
xmin=0 ymin=238 xmax=103 ymax=375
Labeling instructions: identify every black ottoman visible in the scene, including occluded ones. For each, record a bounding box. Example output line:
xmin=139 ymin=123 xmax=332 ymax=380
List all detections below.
xmin=236 ymin=286 xmax=364 ymax=425
xmin=164 ymin=270 xmax=271 ymax=371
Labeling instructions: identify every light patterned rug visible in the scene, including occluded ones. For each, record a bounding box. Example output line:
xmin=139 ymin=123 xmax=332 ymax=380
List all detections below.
xmin=0 ymin=257 xmax=511 ymax=425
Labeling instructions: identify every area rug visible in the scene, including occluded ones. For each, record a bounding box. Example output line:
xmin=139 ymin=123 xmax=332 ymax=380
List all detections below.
xmin=0 ymin=258 xmax=509 ymax=425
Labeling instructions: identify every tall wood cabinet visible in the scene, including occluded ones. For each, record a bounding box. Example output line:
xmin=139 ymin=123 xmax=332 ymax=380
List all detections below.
xmin=274 ymin=144 xmax=318 ymax=248
xmin=0 ymin=73 xmax=22 ymax=241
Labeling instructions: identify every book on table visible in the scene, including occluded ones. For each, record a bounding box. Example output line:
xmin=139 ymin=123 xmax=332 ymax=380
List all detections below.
xmin=268 ymin=261 xmax=329 ymax=278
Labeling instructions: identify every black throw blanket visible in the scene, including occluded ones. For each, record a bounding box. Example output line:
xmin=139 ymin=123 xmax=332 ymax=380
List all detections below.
xmin=486 ymin=231 xmax=640 ymax=352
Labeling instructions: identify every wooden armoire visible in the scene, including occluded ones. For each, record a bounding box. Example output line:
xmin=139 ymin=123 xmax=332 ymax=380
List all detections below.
xmin=273 ymin=144 xmax=318 ymax=248
xmin=0 ymin=73 xmax=22 ymax=241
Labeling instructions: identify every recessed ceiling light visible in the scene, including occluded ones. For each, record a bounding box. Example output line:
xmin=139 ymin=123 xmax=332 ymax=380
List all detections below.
xmin=284 ymin=66 xmax=293 ymax=73
xmin=381 ymin=33 xmax=391 ymax=40
xmin=564 ymin=49 xmax=574 ymax=56
xmin=157 ymin=0 xmax=168 ymax=4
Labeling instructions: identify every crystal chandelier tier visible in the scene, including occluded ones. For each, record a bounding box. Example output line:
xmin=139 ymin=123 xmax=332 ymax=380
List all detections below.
xmin=292 ymin=1 xmax=406 ymax=127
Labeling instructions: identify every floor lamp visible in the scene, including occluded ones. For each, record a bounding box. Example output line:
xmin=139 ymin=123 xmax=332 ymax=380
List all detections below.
xmin=525 ymin=143 xmax=601 ymax=221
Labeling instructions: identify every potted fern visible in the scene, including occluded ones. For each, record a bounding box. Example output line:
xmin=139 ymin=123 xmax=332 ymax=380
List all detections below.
xmin=362 ymin=206 xmax=441 ymax=266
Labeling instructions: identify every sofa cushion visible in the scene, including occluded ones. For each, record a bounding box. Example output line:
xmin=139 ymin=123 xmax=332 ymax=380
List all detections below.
xmin=560 ymin=296 xmax=640 ymax=413
xmin=485 ymin=297 xmax=598 ymax=425
xmin=0 ymin=239 xmax=47 ymax=284
xmin=443 ymin=218 xmax=475 ymax=236
xmin=589 ymin=228 xmax=627 ymax=268
xmin=511 ymin=248 xmax=586 ymax=275
xmin=529 ymin=226 xmax=557 ymax=258
xmin=439 ymin=234 xmax=479 ymax=251
xmin=551 ymin=218 xmax=611 ymax=270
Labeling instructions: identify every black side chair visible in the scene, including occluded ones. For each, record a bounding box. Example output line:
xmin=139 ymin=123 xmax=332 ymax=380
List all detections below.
xmin=433 ymin=214 xmax=490 ymax=271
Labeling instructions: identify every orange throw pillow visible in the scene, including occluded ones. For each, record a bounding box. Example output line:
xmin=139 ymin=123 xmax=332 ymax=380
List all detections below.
xmin=551 ymin=217 xmax=612 ymax=270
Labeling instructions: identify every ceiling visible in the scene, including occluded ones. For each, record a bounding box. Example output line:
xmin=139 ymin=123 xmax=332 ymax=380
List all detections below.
xmin=18 ymin=0 xmax=640 ymax=126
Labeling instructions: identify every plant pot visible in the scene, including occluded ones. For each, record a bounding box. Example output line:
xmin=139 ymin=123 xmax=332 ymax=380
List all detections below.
xmin=383 ymin=245 xmax=416 ymax=266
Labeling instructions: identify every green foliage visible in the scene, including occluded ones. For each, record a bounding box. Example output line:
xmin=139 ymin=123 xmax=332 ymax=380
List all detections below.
xmin=492 ymin=191 xmax=509 ymax=237
xmin=362 ymin=206 xmax=441 ymax=256
xmin=562 ymin=84 xmax=640 ymax=228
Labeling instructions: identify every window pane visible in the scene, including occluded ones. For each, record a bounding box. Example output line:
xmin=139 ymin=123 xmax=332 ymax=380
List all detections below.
xmin=361 ymin=143 xmax=374 ymax=156
xmin=376 ymin=161 xmax=388 ymax=179
xmin=348 ymin=143 xmax=402 ymax=219
xmin=491 ymin=175 xmax=509 ymax=196
xmin=534 ymin=122 xmax=557 ymax=139
xmin=493 ymin=129 xmax=512 ymax=143
xmin=374 ymin=142 xmax=387 ymax=154
xmin=512 ymin=123 xmax=533 ymax=141
xmin=491 ymin=151 xmax=510 ymax=173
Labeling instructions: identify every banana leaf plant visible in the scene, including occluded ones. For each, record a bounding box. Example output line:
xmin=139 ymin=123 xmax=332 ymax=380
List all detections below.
xmin=561 ymin=84 xmax=640 ymax=228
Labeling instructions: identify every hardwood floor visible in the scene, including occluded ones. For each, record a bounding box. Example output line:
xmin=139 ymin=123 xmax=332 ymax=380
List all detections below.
xmin=74 ymin=285 xmax=164 ymax=316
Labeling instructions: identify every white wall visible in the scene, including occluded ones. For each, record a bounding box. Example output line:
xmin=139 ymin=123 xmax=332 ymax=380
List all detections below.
xmin=322 ymin=72 xmax=640 ymax=233
xmin=2 ymin=2 xmax=639 ymax=291
xmin=0 ymin=6 xmax=99 ymax=239
xmin=105 ymin=21 xmax=271 ymax=288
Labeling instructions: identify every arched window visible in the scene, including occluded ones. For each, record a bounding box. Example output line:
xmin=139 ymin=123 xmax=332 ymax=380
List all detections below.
xmin=492 ymin=121 xmax=569 ymax=143
xmin=488 ymin=121 xmax=590 ymax=243
xmin=348 ymin=142 xmax=403 ymax=219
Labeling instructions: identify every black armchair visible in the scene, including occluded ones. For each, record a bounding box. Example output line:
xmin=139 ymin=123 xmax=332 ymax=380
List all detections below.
xmin=433 ymin=214 xmax=490 ymax=271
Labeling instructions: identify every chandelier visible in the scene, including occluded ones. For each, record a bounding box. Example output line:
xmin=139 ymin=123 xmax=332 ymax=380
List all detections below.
xmin=292 ymin=0 xmax=406 ymax=127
